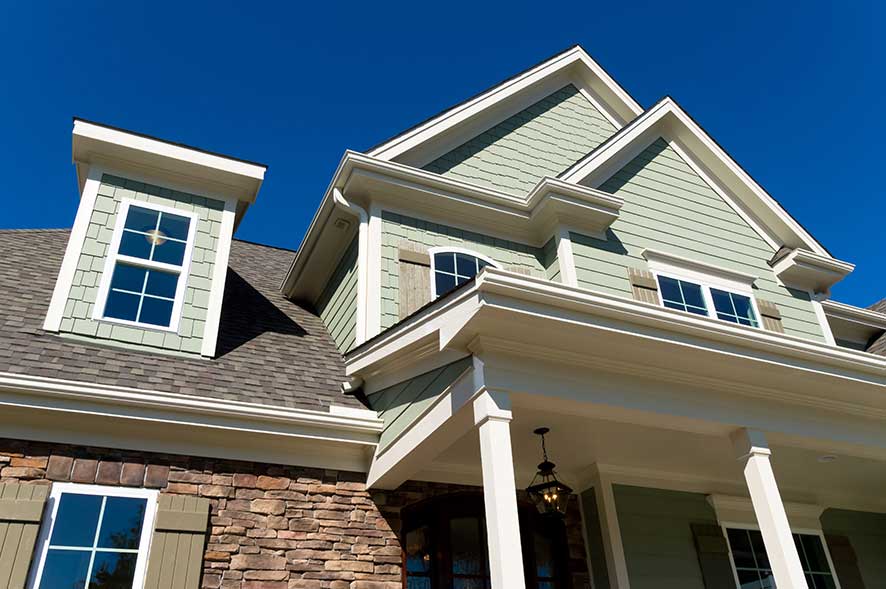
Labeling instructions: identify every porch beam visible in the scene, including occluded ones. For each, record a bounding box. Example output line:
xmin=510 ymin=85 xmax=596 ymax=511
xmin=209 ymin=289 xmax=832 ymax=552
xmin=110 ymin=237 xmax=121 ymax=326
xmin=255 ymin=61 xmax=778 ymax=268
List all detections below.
xmin=473 ymin=390 xmax=526 ymax=589
xmin=731 ymin=428 xmax=808 ymax=589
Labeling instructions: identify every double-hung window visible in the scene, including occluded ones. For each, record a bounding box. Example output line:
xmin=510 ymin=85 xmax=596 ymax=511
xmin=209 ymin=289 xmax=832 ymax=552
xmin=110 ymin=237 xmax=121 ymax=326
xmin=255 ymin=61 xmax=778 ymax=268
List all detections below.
xmin=656 ymin=275 xmax=759 ymax=328
xmin=30 ymin=484 xmax=157 ymax=589
xmin=94 ymin=201 xmax=198 ymax=331
xmin=430 ymin=248 xmax=498 ymax=298
xmin=725 ymin=527 xmax=838 ymax=589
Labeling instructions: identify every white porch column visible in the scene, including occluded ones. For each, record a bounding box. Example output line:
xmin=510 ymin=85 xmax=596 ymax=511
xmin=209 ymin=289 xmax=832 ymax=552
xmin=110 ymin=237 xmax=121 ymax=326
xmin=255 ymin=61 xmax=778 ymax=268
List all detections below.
xmin=473 ymin=390 xmax=526 ymax=589
xmin=731 ymin=428 xmax=808 ymax=589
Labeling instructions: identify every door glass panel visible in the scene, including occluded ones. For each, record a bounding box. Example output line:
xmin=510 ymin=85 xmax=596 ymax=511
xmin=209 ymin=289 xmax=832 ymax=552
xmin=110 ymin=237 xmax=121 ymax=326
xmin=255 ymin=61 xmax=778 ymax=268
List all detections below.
xmin=450 ymin=516 xmax=485 ymax=576
xmin=534 ymin=531 xmax=556 ymax=579
xmin=405 ymin=526 xmax=432 ymax=574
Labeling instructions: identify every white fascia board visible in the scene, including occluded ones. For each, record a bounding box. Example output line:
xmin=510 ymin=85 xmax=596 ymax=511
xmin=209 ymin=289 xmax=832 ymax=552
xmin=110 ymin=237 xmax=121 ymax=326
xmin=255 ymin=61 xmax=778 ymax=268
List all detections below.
xmin=561 ymin=98 xmax=834 ymax=258
xmin=367 ymin=46 xmax=642 ymax=164
xmin=73 ymin=119 xmax=266 ymax=203
xmin=345 ymin=268 xmax=886 ymax=389
xmin=0 ymin=372 xmax=383 ymax=444
xmin=822 ymin=300 xmax=886 ymax=331
xmin=771 ymin=248 xmax=855 ymax=293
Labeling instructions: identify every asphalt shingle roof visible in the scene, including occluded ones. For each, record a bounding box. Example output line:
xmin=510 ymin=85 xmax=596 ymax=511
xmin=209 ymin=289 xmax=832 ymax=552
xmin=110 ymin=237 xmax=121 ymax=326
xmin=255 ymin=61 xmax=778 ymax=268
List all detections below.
xmin=0 ymin=229 xmax=361 ymax=411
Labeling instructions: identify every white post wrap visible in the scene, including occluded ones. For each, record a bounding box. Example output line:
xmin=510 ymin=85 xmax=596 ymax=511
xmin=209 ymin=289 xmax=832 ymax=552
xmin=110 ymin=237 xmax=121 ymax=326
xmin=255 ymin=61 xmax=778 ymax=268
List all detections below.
xmin=731 ymin=429 xmax=808 ymax=589
xmin=473 ymin=390 xmax=526 ymax=589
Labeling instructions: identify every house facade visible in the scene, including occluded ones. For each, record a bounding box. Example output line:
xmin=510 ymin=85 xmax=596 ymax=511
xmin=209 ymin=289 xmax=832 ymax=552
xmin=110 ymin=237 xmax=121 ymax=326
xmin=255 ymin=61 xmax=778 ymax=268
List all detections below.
xmin=1 ymin=46 xmax=884 ymax=589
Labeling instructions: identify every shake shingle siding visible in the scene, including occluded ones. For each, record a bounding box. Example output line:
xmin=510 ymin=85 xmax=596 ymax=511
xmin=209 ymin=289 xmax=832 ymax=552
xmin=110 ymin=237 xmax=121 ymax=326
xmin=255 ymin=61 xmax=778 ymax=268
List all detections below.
xmin=423 ymin=85 xmax=616 ymax=195
xmin=0 ymin=229 xmax=360 ymax=411
xmin=316 ymin=235 xmax=359 ymax=352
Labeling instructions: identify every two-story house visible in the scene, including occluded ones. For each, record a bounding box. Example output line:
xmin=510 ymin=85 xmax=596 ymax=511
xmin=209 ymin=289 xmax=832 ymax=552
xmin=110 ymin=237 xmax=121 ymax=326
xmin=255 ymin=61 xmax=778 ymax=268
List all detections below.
xmin=1 ymin=45 xmax=884 ymax=589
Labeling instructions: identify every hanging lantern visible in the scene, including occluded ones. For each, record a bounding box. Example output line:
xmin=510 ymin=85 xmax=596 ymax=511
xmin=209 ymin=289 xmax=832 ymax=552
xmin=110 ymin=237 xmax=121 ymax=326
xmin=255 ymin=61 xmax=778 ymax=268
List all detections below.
xmin=526 ymin=427 xmax=573 ymax=517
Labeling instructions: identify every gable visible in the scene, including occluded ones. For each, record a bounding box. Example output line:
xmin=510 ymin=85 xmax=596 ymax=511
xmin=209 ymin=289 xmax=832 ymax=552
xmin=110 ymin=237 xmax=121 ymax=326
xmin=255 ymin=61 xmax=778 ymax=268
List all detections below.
xmin=570 ymin=136 xmax=826 ymax=342
xmin=422 ymin=85 xmax=617 ymax=195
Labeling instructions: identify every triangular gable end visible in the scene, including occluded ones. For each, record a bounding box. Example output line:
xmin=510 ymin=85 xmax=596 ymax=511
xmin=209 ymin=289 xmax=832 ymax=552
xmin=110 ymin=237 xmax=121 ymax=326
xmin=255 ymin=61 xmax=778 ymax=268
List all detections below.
xmin=561 ymin=97 xmax=832 ymax=258
xmin=367 ymin=46 xmax=643 ymax=170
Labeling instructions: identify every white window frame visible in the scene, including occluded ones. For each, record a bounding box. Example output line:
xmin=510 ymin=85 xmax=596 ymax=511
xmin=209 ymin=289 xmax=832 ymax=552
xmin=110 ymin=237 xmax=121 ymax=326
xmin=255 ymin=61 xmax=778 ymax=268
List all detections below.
xmin=93 ymin=199 xmax=199 ymax=332
xmin=28 ymin=483 xmax=159 ymax=589
xmin=428 ymin=246 xmax=500 ymax=298
xmin=720 ymin=522 xmax=842 ymax=589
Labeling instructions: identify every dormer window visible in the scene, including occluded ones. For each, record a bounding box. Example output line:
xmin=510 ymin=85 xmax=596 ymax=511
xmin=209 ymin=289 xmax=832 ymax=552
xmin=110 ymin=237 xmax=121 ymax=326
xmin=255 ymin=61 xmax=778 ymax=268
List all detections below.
xmin=430 ymin=248 xmax=498 ymax=298
xmin=657 ymin=275 xmax=759 ymax=327
xmin=93 ymin=201 xmax=198 ymax=331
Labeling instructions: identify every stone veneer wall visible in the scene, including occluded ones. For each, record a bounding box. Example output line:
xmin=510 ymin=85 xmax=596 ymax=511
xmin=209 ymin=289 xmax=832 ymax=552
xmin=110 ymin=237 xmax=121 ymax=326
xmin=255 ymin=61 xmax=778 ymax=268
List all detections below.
xmin=0 ymin=439 xmax=591 ymax=589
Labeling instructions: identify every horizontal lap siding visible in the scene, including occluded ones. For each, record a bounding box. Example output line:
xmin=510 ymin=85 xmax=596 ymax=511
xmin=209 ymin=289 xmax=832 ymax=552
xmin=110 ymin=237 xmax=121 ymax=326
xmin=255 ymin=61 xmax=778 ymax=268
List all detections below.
xmin=380 ymin=212 xmax=545 ymax=330
xmin=821 ymin=508 xmax=886 ymax=587
xmin=573 ymin=138 xmax=824 ymax=342
xmin=423 ymin=85 xmax=616 ymax=195
xmin=316 ymin=235 xmax=359 ymax=352
xmin=614 ymin=485 xmax=716 ymax=589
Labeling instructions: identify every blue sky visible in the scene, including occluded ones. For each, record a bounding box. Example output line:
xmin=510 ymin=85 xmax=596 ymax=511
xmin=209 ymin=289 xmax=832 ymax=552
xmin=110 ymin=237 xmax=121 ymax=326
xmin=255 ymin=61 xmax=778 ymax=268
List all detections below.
xmin=1 ymin=1 xmax=882 ymax=306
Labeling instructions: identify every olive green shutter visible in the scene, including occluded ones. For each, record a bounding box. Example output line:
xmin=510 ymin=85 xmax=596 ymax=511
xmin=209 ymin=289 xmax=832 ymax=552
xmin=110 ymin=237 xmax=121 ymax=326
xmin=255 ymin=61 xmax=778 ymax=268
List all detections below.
xmin=824 ymin=534 xmax=866 ymax=589
xmin=144 ymin=495 xmax=210 ymax=589
xmin=399 ymin=245 xmax=432 ymax=319
xmin=691 ymin=523 xmax=736 ymax=588
xmin=627 ymin=267 xmax=659 ymax=305
xmin=0 ymin=483 xmax=49 ymax=589
xmin=757 ymin=299 xmax=785 ymax=334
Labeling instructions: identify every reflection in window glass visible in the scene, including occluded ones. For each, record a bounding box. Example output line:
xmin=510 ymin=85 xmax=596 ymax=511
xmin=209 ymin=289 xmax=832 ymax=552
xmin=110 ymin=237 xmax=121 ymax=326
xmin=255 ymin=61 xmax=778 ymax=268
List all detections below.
xmin=37 ymin=492 xmax=148 ymax=589
xmin=726 ymin=528 xmax=836 ymax=589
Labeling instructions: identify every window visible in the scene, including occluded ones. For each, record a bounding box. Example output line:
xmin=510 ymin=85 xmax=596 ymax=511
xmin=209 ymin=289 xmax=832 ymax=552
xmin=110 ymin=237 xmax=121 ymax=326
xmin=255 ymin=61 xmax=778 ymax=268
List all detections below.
xmin=725 ymin=528 xmax=838 ymax=589
xmin=430 ymin=249 xmax=498 ymax=298
xmin=403 ymin=494 xmax=568 ymax=589
xmin=94 ymin=201 xmax=197 ymax=331
xmin=655 ymin=275 xmax=760 ymax=328
xmin=30 ymin=484 xmax=157 ymax=589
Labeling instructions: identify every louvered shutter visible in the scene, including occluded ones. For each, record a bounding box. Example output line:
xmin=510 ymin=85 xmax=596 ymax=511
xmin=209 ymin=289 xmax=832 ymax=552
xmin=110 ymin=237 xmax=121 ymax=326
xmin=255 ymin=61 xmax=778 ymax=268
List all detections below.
xmin=144 ymin=494 xmax=210 ymax=589
xmin=399 ymin=245 xmax=432 ymax=319
xmin=756 ymin=299 xmax=785 ymax=333
xmin=825 ymin=534 xmax=866 ymax=589
xmin=0 ymin=483 xmax=49 ymax=589
xmin=627 ymin=267 xmax=660 ymax=305
xmin=690 ymin=523 xmax=737 ymax=588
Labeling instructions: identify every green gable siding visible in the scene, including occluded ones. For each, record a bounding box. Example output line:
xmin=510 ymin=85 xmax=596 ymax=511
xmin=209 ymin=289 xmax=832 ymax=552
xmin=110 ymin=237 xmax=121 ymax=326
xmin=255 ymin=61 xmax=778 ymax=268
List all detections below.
xmin=369 ymin=357 xmax=472 ymax=452
xmin=316 ymin=235 xmax=359 ymax=352
xmin=821 ymin=508 xmax=886 ymax=587
xmin=541 ymin=236 xmax=560 ymax=282
xmin=572 ymin=137 xmax=825 ymax=342
xmin=614 ymin=485 xmax=717 ymax=589
xmin=423 ymin=85 xmax=616 ymax=195
xmin=58 ymin=174 xmax=224 ymax=354
xmin=381 ymin=211 xmax=547 ymax=330
xmin=580 ymin=488 xmax=611 ymax=589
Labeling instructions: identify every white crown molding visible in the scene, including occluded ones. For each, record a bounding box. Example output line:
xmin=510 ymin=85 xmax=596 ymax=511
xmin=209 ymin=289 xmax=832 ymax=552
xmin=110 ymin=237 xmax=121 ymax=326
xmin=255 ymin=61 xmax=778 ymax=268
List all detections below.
xmin=641 ymin=248 xmax=758 ymax=289
xmin=771 ymin=248 xmax=855 ymax=294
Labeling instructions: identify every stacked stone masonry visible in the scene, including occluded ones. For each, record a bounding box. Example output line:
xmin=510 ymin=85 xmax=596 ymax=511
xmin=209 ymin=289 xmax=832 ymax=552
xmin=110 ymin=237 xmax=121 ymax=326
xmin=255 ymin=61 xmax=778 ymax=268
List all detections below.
xmin=0 ymin=439 xmax=591 ymax=589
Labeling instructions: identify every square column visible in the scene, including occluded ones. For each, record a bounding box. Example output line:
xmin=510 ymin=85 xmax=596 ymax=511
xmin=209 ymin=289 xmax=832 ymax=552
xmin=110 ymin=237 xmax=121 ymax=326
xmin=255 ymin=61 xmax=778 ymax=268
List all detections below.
xmin=731 ymin=429 xmax=808 ymax=589
xmin=474 ymin=391 xmax=526 ymax=589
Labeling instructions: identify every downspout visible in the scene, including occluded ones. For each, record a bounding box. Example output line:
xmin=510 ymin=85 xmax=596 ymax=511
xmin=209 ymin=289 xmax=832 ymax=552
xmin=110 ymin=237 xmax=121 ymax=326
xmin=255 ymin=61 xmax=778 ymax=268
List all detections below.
xmin=332 ymin=188 xmax=369 ymax=346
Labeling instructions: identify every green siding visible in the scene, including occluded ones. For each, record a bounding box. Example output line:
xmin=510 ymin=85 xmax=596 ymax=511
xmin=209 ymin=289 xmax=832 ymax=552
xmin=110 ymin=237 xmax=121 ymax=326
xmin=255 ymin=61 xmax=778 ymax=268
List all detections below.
xmin=572 ymin=137 xmax=825 ymax=342
xmin=317 ymin=235 xmax=359 ymax=351
xmin=58 ymin=174 xmax=224 ymax=354
xmin=541 ymin=236 xmax=561 ymax=282
xmin=821 ymin=508 xmax=886 ymax=587
xmin=580 ymin=488 xmax=611 ymax=589
xmin=380 ymin=211 xmax=547 ymax=330
xmin=369 ymin=357 xmax=472 ymax=452
xmin=423 ymin=85 xmax=616 ymax=195
xmin=614 ymin=485 xmax=717 ymax=589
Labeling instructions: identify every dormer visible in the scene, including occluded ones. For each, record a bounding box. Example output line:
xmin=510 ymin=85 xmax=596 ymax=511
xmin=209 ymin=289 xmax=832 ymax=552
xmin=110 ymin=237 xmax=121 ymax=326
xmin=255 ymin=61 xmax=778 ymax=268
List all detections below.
xmin=43 ymin=119 xmax=266 ymax=357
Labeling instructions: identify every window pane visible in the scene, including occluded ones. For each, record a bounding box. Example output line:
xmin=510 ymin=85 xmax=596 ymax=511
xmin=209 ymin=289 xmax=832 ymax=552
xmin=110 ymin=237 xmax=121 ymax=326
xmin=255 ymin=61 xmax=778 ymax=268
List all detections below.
xmin=407 ymin=579 xmax=432 ymax=589
xmin=109 ymin=264 xmax=147 ymax=294
xmin=158 ymin=212 xmax=190 ymax=242
xmin=710 ymin=288 xmax=734 ymax=315
xmin=736 ymin=569 xmax=762 ymax=589
xmin=478 ymin=259 xmax=489 ymax=271
xmin=810 ymin=574 xmax=836 ymax=589
xmin=731 ymin=293 xmax=756 ymax=323
xmin=124 ymin=206 xmax=159 ymax=233
xmin=681 ymin=281 xmax=706 ymax=310
xmin=118 ymin=231 xmax=153 ymax=260
xmin=104 ymin=291 xmax=141 ymax=322
xmin=151 ymin=239 xmax=186 ymax=266
xmin=749 ymin=530 xmax=771 ymax=569
xmin=450 ymin=516 xmax=484 ymax=576
xmin=454 ymin=580 xmax=486 ymax=589
xmin=89 ymin=552 xmax=138 ymax=589
xmin=534 ymin=532 xmax=555 ymax=578
xmin=658 ymin=276 xmax=682 ymax=305
xmin=97 ymin=497 xmax=147 ymax=549
xmin=50 ymin=493 xmax=102 ymax=547
xmin=435 ymin=252 xmax=455 ymax=274
xmin=139 ymin=297 xmax=174 ymax=327
xmin=405 ymin=526 xmax=431 ymax=573
xmin=455 ymin=274 xmax=471 ymax=287
xmin=38 ymin=549 xmax=91 ymax=589
xmin=456 ymin=252 xmax=478 ymax=278
xmin=727 ymin=528 xmax=756 ymax=569
xmin=800 ymin=535 xmax=830 ymax=573
xmin=144 ymin=270 xmax=178 ymax=299
xmin=435 ymin=272 xmax=457 ymax=296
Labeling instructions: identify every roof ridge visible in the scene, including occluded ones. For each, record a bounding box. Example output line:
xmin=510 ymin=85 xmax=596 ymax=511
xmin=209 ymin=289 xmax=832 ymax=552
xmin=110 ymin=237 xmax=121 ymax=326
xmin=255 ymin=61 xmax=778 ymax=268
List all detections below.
xmin=0 ymin=227 xmax=71 ymax=234
xmin=233 ymin=237 xmax=297 ymax=253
